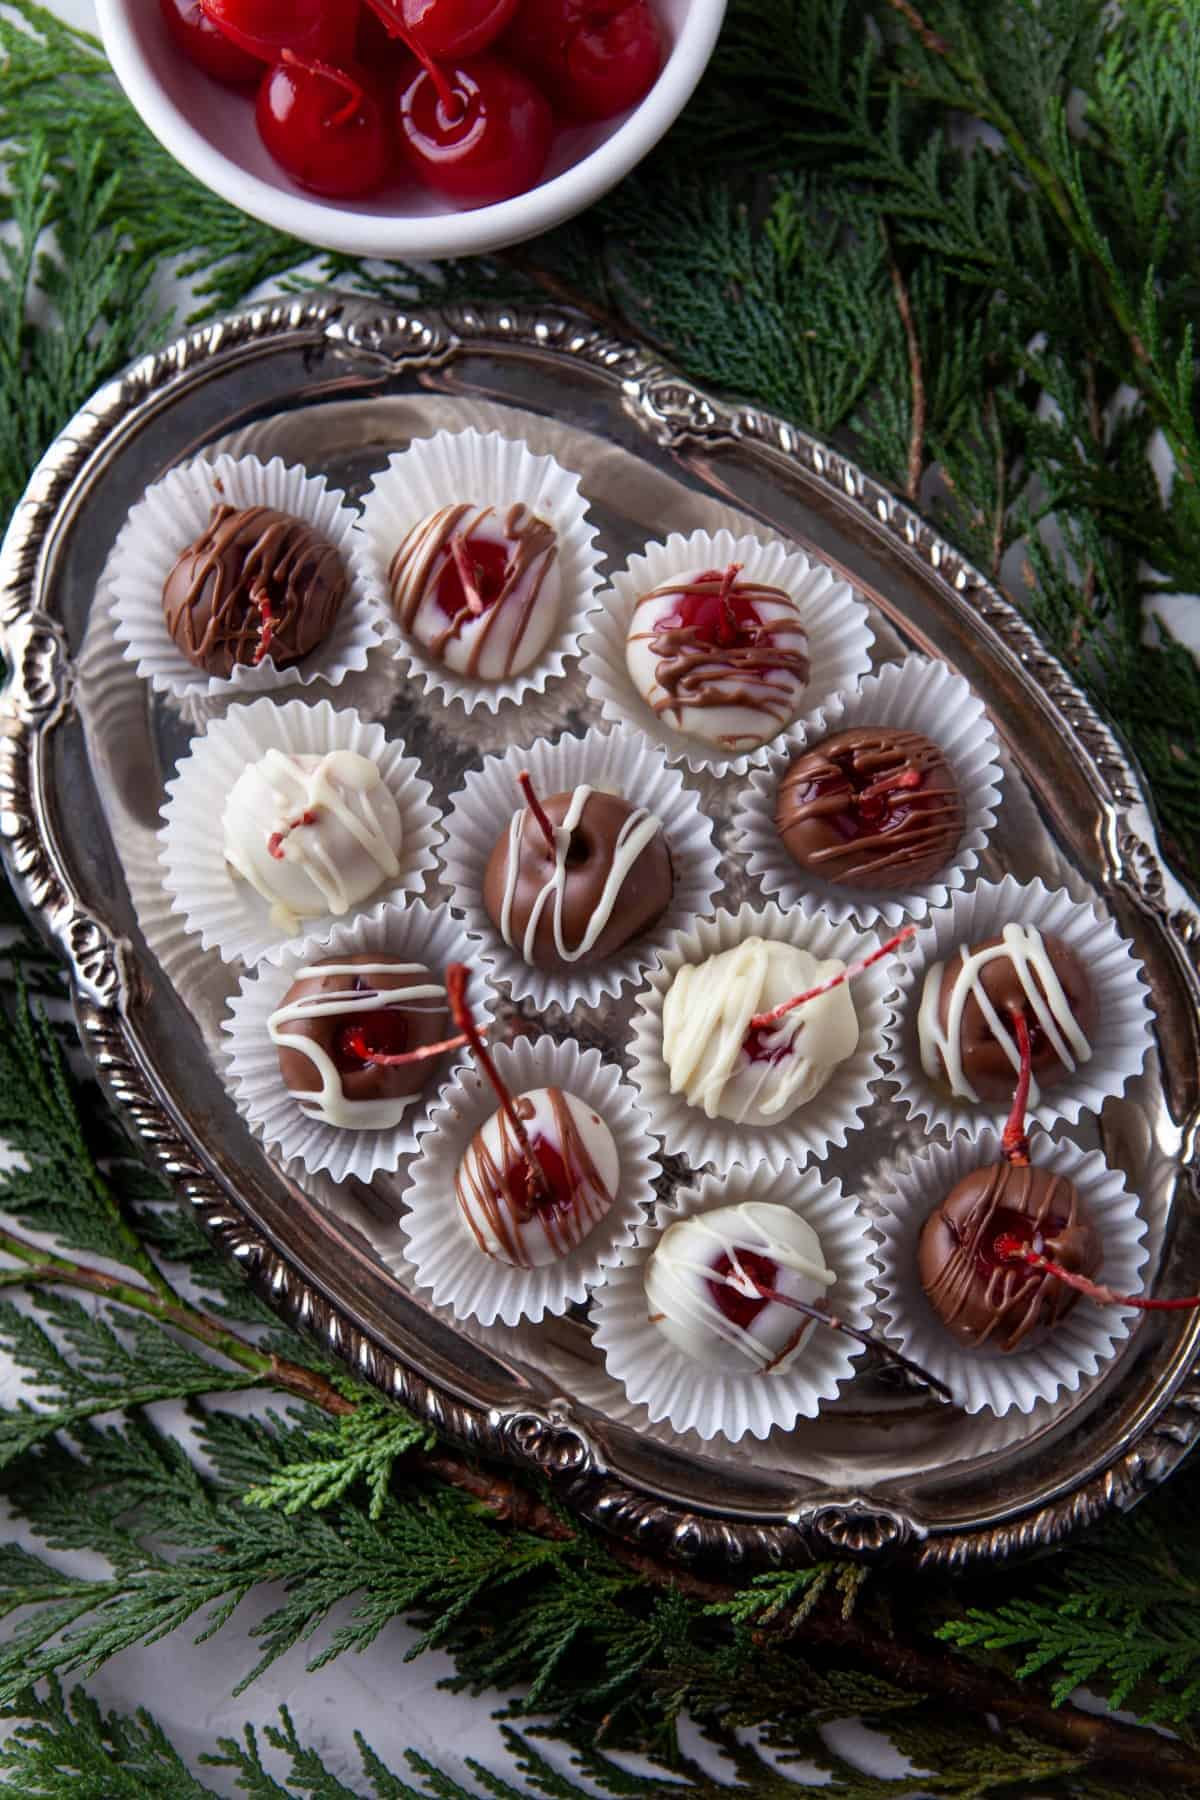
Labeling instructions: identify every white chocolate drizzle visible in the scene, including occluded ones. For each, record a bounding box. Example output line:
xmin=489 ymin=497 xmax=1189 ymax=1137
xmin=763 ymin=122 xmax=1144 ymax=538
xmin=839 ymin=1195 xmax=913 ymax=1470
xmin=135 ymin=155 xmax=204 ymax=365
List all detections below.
xmin=661 ymin=937 xmax=859 ymax=1124
xmin=268 ymin=961 xmax=445 ymax=1130
xmin=646 ymin=1202 xmax=833 ymax=1374
xmin=916 ymin=921 xmax=1093 ymax=1104
xmin=499 ymin=785 xmax=666 ymax=964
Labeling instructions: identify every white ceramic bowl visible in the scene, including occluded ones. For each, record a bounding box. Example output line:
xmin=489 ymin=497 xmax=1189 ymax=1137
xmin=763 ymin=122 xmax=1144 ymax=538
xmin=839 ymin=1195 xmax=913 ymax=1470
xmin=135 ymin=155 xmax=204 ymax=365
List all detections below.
xmin=96 ymin=0 xmax=726 ymax=260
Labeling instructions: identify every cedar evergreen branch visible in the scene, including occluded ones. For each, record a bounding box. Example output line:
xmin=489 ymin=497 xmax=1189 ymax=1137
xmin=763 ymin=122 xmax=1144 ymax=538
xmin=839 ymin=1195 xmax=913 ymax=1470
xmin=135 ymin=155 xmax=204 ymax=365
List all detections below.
xmin=0 ymin=0 xmax=1199 ymax=1790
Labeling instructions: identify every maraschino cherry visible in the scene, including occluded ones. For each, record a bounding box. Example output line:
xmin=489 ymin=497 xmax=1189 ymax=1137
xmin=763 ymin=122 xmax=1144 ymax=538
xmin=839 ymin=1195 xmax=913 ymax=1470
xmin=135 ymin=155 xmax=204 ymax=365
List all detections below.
xmin=160 ymin=0 xmax=263 ymax=83
xmin=503 ymin=0 xmax=662 ymax=120
xmin=257 ymin=52 xmax=393 ymax=198
xmin=367 ymin=0 xmax=520 ymax=59
xmin=741 ymin=926 xmax=917 ymax=1064
xmin=201 ymin=0 xmax=359 ymax=63
xmin=397 ymin=53 xmax=553 ymax=207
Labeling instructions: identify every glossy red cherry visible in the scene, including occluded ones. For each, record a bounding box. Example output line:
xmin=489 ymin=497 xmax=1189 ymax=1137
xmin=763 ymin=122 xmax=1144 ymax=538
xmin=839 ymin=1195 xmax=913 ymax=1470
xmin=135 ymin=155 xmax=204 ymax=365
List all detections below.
xmin=365 ymin=0 xmax=518 ymax=58
xmin=257 ymin=53 xmax=393 ymax=197
xmin=503 ymin=0 xmax=662 ymax=120
xmin=708 ymin=1250 xmax=777 ymax=1330
xmin=398 ymin=54 xmax=552 ymax=207
xmin=201 ymin=0 xmax=358 ymax=63
xmin=160 ymin=0 xmax=264 ymax=81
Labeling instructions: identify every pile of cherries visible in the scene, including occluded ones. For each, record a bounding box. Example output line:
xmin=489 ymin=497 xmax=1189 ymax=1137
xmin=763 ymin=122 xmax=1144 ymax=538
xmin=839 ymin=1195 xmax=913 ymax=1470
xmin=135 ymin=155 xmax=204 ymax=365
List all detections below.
xmin=161 ymin=0 xmax=664 ymax=209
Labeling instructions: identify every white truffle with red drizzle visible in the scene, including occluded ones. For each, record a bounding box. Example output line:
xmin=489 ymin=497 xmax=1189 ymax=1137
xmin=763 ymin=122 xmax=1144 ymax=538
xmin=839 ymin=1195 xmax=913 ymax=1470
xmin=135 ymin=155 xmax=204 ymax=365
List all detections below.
xmin=646 ymin=1202 xmax=834 ymax=1373
xmin=222 ymin=747 xmax=404 ymax=934
xmin=388 ymin=502 xmax=561 ymax=681
xmin=625 ymin=562 xmax=811 ymax=751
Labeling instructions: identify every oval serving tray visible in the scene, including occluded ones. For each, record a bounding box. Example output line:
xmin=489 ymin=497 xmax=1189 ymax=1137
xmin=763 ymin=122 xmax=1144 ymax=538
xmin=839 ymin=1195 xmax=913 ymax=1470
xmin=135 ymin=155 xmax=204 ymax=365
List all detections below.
xmin=1 ymin=293 xmax=1198 ymax=1574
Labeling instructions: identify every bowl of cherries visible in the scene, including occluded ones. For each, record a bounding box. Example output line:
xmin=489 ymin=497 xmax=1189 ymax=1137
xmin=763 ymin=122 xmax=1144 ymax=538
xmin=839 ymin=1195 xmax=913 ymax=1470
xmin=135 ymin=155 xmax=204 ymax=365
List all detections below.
xmin=96 ymin=0 xmax=725 ymax=259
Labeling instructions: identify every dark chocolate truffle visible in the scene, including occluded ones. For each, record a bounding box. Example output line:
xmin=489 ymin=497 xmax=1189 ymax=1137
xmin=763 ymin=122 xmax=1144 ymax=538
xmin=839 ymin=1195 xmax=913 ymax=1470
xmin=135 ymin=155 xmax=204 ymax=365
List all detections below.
xmin=482 ymin=787 xmax=674 ymax=971
xmin=268 ymin=955 xmax=449 ymax=1130
xmin=162 ymin=502 xmax=348 ymax=677
xmin=919 ymin=1160 xmax=1101 ymax=1351
xmin=918 ymin=925 xmax=1095 ymax=1103
xmin=776 ymin=726 xmax=964 ymax=890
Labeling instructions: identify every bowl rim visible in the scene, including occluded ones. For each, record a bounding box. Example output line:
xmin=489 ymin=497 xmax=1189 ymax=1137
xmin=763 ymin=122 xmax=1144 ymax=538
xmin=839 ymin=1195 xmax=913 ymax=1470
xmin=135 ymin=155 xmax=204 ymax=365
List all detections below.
xmin=95 ymin=0 xmax=727 ymax=259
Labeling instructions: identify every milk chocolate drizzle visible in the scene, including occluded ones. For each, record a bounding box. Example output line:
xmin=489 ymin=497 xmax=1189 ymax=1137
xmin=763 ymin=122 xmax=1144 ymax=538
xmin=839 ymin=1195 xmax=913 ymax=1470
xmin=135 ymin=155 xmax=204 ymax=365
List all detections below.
xmin=455 ymin=1089 xmax=613 ymax=1268
xmin=162 ymin=503 xmax=347 ymax=676
xmin=388 ymin=503 xmax=557 ymax=678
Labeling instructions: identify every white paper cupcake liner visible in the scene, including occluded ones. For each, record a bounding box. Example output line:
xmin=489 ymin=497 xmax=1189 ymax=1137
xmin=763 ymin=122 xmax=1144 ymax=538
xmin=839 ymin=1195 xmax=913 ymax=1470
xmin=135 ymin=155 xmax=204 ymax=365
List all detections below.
xmin=358 ymin=427 xmax=604 ymax=714
xmin=590 ymin=1164 xmax=877 ymax=1441
xmin=107 ymin=453 xmax=386 ymax=706
xmin=881 ymin=875 xmax=1153 ymax=1140
xmin=400 ymin=1036 xmax=658 ymax=1327
xmin=734 ymin=654 xmax=1004 ymax=927
xmin=439 ymin=725 xmax=722 ymax=1011
xmin=581 ymin=527 xmax=874 ymax=776
xmin=159 ymin=696 xmax=442 ymax=967
xmin=628 ymin=902 xmax=894 ymax=1174
xmin=221 ymin=899 xmax=488 ymax=1182
xmin=873 ymin=1129 xmax=1148 ymax=1415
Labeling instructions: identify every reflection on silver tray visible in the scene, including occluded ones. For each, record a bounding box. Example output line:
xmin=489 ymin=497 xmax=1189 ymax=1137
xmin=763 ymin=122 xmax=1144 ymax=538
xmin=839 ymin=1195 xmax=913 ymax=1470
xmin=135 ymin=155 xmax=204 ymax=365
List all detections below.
xmin=1 ymin=294 xmax=1198 ymax=1574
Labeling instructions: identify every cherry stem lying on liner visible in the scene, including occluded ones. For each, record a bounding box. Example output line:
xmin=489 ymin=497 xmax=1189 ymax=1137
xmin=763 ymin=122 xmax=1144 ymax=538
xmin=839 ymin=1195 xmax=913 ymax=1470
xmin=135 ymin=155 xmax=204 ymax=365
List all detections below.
xmin=993 ymin=1238 xmax=1200 ymax=1313
xmin=518 ymin=770 xmax=558 ymax=853
xmin=341 ymin=1027 xmax=471 ymax=1067
xmin=748 ymin=924 xmax=917 ymax=1034
xmin=446 ymin=964 xmax=550 ymax=1204
xmin=1001 ymin=1008 xmax=1033 ymax=1166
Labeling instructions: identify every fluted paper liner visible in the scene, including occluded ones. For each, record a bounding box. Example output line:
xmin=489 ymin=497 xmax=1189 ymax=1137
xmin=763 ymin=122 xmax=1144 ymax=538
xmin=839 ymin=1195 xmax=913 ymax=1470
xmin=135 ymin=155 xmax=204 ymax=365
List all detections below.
xmin=591 ymin=1164 xmax=877 ymax=1441
xmin=399 ymin=1036 xmax=658 ymax=1327
xmin=439 ymin=724 xmax=722 ymax=1011
xmin=107 ymin=453 xmax=386 ymax=708
xmin=222 ymin=899 xmax=488 ymax=1181
xmin=159 ymin=697 xmax=442 ymax=967
xmin=881 ymin=875 xmax=1153 ymax=1140
xmin=358 ymin=428 xmax=604 ymax=714
xmin=735 ymin=654 xmax=1004 ymax=927
xmin=873 ymin=1129 xmax=1148 ymax=1415
xmin=581 ymin=527 xmax=874 ymax=775
xmin=628 ymin=902 xmax=892 ymax=1174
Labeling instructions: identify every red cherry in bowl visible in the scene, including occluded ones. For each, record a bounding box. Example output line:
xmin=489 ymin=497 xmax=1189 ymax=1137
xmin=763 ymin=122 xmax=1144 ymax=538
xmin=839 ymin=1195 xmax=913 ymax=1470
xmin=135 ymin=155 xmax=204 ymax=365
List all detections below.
xmin=503 ymin=0 xmax=662 ymax=120
xmin=365 ymin=0 xmax=519 ymax=58
xmin=201 ymin=0 xmax=358 ymax=63
xmin=397 ymin=54 xmax=552 ymax=207
xmin=257 ymin=52 xmax=393 ymax=198
xmin=160 ymin=0 xmax=264 ymax=82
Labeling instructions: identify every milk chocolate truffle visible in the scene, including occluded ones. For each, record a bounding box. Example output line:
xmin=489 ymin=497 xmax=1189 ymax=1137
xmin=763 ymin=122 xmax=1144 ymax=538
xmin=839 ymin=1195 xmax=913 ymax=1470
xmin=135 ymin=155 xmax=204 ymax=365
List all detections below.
xmin=662 ymin=937 xmax=859 ymax=1125
xmin=222 ymin=748 xmax=404 ymax=934
xmin=482 ymin=787 xmax=674 ymax=971
xmin=625 ymin=563 xmax=811 ymax=751
xmin=918 ymin=923 xmax=1095 ymax=1104
xmin=776 ymin=726 xmax=964 ymax=890
xmin=162 ymin=503 xmax=348 ymax=677
xmin=455 ymin=1087 xmax=619 ymax=1267
xmin=919 ymin=1161 xmax=1102 ymax=1351
xmin=389 ymin=502 xmax=561 ymax=681
xmin=270 ymin=957 xmax=450 ymax=1130
xmin=646 ymin=1202 xmax=834 ymax=1373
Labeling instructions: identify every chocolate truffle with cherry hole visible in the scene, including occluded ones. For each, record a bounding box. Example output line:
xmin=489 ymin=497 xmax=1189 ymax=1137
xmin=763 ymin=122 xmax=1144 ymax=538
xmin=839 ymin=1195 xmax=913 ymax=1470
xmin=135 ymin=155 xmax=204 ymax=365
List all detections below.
xmin=482 ymin=786 xmax=674 ymax=971
xmin=646 ymin=1202 xmax=834 ymax=1373
xmin=919 ymin=1161 xmax=1102 ymax=1351
xmin=776 ymin=726 xmax=964 ymax=890
xmin=917 ymin=924 xmax=1095 ymax=1104
xmin=162 ymin=503 xmax=348 ymax=677
xmin=269 ymin=957 xmax=451 ymax=1130
xmin=455 ymin=1087 xmax=619 ymax=1267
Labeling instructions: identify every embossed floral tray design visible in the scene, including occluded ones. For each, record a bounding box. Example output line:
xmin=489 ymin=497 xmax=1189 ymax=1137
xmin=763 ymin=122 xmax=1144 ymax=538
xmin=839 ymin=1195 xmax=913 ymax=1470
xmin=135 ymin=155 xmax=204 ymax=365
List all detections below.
xmin=2 ymin=294 xmax=1198 ymax=1572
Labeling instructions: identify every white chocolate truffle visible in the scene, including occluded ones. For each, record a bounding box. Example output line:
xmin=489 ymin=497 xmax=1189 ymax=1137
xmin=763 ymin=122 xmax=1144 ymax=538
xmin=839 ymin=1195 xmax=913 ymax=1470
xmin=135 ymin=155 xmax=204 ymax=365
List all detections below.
xmin=455 ymin=1087 xmax=618 ymax=1269
xmin=389 ymin=502 xmax=561 ymax=681
xmin=662 ymin=937 xmax=859 ymax=1124
xmin=625 ymin=564 xmax=811 ymax=751
xmin=222 ymin=748 xmax=404 ymax=934
xmin=646 ymin=1202 xmax=834 ymax=1373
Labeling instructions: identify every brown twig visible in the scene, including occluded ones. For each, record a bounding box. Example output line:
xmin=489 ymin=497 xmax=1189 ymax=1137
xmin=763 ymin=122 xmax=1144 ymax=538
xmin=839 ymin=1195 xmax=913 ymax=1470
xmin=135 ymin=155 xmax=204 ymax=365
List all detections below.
xmin=884 ymin=221 xmax=926 ymax=501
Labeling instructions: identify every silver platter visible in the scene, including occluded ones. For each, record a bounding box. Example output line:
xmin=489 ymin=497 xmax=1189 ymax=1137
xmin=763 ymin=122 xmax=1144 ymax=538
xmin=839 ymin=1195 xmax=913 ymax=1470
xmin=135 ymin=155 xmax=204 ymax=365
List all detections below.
xmin=2 ymin=292 xmax=1198 ymax=1575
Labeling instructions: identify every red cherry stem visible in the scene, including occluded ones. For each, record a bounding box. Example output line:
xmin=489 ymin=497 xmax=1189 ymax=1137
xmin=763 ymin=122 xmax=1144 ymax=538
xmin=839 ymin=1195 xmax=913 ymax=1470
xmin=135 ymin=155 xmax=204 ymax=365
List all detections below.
xmin=1001 ymin=1008 xmax=1033 ymax=1165
xmin=857 ymin=766 xmax=923 ymax=807
xmin=450 ymin=534 xmax=486 ymax=615
xmin=361 ymin=0 xmax=460 ymax=115
xmin=446 ymin=964 xmax=550 ymax=1204
xmin=517 ymin=770 xmax=558 ymax=854
xmin=341 ymin=1026 xmax=471 ymax=1067
xmin=720 ymin=1263 xmax=954 ymax=1400
xmin=994 ymin=1238 xmax=1200 ymax=1312
xmin=279 ymin=48 xmax=365 ymax=128
xmin=748 ymin=925 xmax=916 ymax=1033
xmin=715 ymin=562 xmax=743 ymax=648
xmin=250 ymin=581 xmax=275 ymax=666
